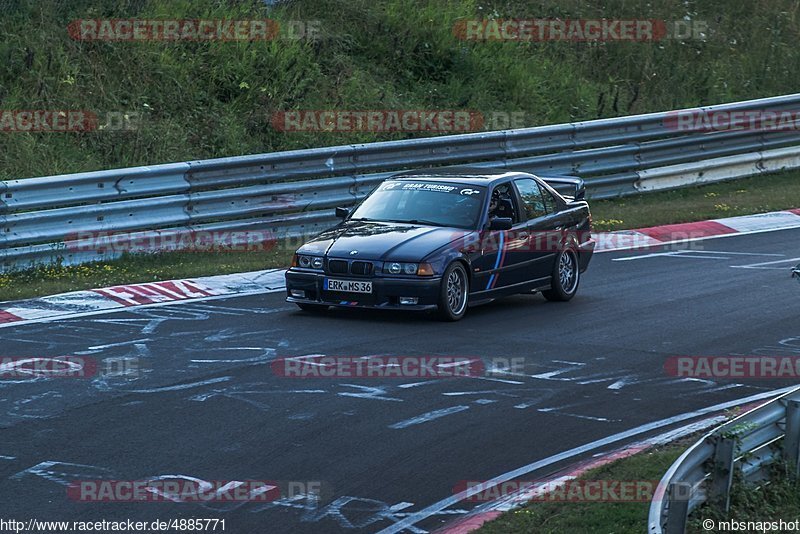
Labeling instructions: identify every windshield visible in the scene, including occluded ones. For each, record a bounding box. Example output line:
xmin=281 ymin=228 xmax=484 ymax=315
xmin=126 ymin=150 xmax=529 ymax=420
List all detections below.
xmin=350 ymin=180 xmax=486 ymax=229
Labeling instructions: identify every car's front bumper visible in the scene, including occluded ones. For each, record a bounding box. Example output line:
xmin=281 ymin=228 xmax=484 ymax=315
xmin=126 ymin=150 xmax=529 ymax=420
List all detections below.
xmin=285 ymin=270 xmax=442 ymax=311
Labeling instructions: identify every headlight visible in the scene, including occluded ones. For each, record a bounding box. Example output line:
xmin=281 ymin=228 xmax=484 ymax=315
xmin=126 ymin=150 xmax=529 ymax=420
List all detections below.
xmin=295 ymin=255 xmax=323 ymax=270
xmin=384 ymin=262 xmax=420 ymax=275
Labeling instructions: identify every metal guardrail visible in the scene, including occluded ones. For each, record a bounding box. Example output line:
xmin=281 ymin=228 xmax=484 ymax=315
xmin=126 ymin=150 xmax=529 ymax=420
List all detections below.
xmin=3 ymin=94 xmax=800 ymax=271
xmin=648 ymin=387 xmax=800 ymax=534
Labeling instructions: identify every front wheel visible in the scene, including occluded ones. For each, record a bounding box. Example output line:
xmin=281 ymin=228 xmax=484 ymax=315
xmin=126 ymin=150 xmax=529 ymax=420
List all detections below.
xmin=543 ymin=248 xmax=580 ymax=302
xmin=437 ymin=262 xmax=469 ymax=321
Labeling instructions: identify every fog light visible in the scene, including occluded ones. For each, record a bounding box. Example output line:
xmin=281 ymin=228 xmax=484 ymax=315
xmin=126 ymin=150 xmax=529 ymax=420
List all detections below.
xmin=399 ymin=297 xmax=418 ymax=305
xmin=290 ymin=289 xmax=306 ymax=298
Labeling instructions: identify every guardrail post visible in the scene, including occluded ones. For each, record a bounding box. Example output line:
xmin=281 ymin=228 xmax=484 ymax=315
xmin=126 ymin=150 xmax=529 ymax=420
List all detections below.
xmin=709 ymin=436 xmax=736 ymax=513
xmin=664 ymin=481 xmax=691 ymax=534
xmin=783 ymin=399 xmax=800 ymax=476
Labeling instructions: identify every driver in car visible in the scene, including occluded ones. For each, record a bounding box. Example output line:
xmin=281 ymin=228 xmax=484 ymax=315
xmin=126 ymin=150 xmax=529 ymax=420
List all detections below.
xmin=489 ymin=188 xmax=514 ymax=220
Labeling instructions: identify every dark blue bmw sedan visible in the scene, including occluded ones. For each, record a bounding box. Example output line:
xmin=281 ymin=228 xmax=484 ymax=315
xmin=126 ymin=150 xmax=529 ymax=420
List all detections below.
xmin=285 ymin=167 xmax=595 ymax=321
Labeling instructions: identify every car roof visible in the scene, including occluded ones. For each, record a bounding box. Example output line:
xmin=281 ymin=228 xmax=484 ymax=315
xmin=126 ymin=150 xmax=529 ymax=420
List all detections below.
xmin=388 ymin=166 xmax=537 ymax=186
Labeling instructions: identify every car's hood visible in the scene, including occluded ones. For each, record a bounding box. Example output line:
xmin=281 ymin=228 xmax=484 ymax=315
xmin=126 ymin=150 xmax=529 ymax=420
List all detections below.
xmin=298 ymin=220 xmax=470 ymax=261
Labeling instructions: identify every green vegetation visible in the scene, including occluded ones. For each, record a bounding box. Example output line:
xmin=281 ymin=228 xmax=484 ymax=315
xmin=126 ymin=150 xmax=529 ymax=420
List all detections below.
xmin=687 ymin=461 xmax=800 ymax=533
xmin=476 ymin=442 xmax=685 ymax=534
xmin=2 ymin=0 xmax=800 ymax=178
xmin=0 ymin=247 xmax=293 ymax=301
xmin=475 ymin=437 xmax=800 ymax=534
xmin=591 ymin=170 xmax=800 ymax=231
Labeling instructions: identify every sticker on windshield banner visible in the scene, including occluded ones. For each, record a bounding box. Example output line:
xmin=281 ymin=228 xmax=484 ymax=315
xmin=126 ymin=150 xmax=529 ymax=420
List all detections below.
xmin=380 ymin=182 xmax=479 ymax=194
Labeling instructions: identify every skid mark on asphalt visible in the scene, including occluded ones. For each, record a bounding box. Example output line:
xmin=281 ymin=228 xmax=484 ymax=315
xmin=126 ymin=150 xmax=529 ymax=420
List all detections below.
xmin=338 ymin=384 xmax=402 ymax=402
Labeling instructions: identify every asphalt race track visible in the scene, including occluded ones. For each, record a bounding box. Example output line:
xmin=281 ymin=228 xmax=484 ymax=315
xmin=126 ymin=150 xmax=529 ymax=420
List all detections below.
xmin=1 ymin=227 xmax=799 ymax=533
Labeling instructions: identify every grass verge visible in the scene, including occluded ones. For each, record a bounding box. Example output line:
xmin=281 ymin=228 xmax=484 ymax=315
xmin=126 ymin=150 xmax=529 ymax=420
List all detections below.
xmin=1 ymin=169 xmax=798 ymax=303
xmin=687 ymin=461 xmax=800 ymax=533
xmin=590 ymin=170 xmax=800 ymax=231
xmin=0 ymin=248 xmax=294 ymax=302
xmin=475 ymin=441 xmax=686 ymax=534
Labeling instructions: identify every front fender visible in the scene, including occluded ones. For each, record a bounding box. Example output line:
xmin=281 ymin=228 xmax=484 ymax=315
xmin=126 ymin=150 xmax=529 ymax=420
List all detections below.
xmin=422 ymin=230 xmax=480 ymax=278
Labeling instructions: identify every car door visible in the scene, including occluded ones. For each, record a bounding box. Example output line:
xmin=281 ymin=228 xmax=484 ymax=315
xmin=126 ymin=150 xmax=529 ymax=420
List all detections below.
xmin=472 ymin=181 xmax=530 ymax=293
xmin=513 ymin=177 xmax=559 ymax=282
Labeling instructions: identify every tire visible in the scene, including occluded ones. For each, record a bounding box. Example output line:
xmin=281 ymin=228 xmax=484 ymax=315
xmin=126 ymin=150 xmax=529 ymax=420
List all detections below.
xmin=437 ymin=262 xmax=469 ymax=321
xmin=296 ymin=303 xmax=329 ymax=313
xmin=542 ymin=248 xmax=580 ymax=302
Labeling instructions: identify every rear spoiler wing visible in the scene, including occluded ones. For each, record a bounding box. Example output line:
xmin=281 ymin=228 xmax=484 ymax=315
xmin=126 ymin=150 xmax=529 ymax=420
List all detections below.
xmin=538 ymin=175 xmax=586 ymax=201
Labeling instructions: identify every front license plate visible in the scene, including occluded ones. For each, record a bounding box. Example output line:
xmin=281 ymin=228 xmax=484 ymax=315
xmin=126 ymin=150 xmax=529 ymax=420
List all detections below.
xmin=324 ymin=278 xmax=373 ymax=293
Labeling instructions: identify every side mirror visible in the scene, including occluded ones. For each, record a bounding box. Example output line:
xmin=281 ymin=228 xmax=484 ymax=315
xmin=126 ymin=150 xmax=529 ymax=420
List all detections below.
xmin=489 ymin=217 xmax=513 ymax=231
xmin=335 ymin=207 xmax=350 ymax=219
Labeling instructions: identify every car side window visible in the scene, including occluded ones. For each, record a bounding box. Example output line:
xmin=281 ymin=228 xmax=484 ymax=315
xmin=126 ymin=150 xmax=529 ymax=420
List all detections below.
xmin=514 ymin=178 xmax=547 ymax=220
xmin=488 ymin=182 xmax=520 ymax=224
xmin=539 ymin=185 xmax=558 ymax=214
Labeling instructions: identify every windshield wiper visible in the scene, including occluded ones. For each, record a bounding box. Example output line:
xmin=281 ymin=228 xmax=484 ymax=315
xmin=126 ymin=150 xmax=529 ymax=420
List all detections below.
xmin=384 ymin=218 xmax=446 ymax=227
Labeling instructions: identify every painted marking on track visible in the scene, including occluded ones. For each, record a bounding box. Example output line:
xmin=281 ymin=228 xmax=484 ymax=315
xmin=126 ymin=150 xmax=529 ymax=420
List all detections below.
xmin=0 ymin=289 xmax=282 ymax=330
xmin=470 ymin=376 xmax=525 ymax=385
xmin=338 ymin=385 xmax=401 ymax=402
xmin=128 ymin=376 xmax=232 ymax=393
xmin=613 ymin=250 xmax=784 ymax=262
xmin=730 ymin=256 xmax=800 ymax=270
xmin=91 ymin=280 xmax=216 ymax=306
xmin=375 ymin=385 xmax=799 ymax=534
xmin=397 ymin=380 xmax=443 ymax=389
xmin=0 ymin=310 xmax=23 ymax=324
xmin=537 ymin=407 xmax=616 ymax=423
xmin=74 ymin=338 xmax=151 ymax=354
xmin=388 ymin=405 xmax=470 ymax=429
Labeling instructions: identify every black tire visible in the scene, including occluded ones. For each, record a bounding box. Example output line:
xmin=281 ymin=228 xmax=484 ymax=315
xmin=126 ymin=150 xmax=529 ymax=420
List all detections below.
xmin=437 ymin=262 xmax=469 ymax=321
xmin=542 ymin=248 xmax=580 ymax=302
xmin=296 ymin=303 xmax=329 ymax=312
